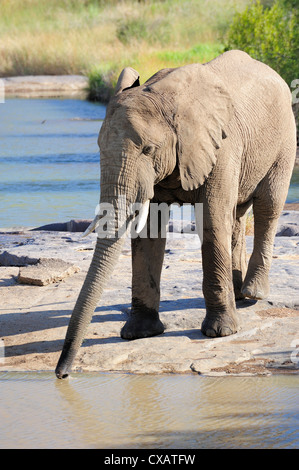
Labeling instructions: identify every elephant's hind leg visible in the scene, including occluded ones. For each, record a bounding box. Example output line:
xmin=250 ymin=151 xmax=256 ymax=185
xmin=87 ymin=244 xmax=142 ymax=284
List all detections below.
xmin=121 ymin=220 xmax=166 ymax=340
xmin=241 ymin=209 xmax=276 ymax=300
xmin=242 ymin=151 xmax=294 ymax=300
xmin=232 ymin=204 xmax=251 ymax=300
xmin=201 ymin=198 xmax=240 ymax=338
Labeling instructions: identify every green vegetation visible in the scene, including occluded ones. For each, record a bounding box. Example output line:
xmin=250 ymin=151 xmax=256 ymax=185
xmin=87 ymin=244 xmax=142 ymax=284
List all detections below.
xmin=0 ymin=0 xmax=297 ymax=102
xmin=225 ymin=0 xmax=299 ymax=87
xmin=156 ymin=43 xmax=223 ymax=66
xmin=224 ymin=0 xmax=298 ymax=137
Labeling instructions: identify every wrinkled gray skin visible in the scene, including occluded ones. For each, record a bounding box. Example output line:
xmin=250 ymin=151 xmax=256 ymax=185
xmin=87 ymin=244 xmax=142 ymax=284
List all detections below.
xmin=55 ymin=50 xmax=296 ymax=378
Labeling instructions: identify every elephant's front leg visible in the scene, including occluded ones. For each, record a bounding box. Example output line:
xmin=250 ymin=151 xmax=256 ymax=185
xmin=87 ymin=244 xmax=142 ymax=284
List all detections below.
xmin=121 ymin=226 xmax=166 ymax=340
xmin=201 ymin=207 xmax=240 ymax=337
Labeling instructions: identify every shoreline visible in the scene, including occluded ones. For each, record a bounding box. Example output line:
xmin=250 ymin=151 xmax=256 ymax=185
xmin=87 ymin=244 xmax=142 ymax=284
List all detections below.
xmin=2 ymin=75 xmax=89 ymax=99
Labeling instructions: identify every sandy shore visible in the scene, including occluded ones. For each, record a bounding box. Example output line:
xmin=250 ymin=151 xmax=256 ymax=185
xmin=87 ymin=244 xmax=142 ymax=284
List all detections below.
xmin=0 ymin=209 xmax=298 ymax=377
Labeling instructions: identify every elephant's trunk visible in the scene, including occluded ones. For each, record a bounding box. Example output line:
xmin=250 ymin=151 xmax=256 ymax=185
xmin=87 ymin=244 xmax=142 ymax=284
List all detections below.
xmin=55 ymin=180 xmax=133 ymax=379
xmin=55 ymin=235 xmax=125 ymax=378
xmin=55 ymin=151 xmax=154 ymax=378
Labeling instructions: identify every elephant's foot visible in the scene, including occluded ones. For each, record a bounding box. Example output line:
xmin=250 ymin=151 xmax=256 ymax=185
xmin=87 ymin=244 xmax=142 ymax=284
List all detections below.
xmin=201 ymin=311 xmax=239 ymax=338
xmin=121 ymin=309 xmax=165 ymax=340
xmin=241 ymin=277 xmax=269 ymax=300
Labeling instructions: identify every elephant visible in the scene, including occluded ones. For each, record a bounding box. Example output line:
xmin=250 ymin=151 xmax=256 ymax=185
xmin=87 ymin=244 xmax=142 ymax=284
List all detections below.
xmin=55 ymin=50 xmax=296 ymax=378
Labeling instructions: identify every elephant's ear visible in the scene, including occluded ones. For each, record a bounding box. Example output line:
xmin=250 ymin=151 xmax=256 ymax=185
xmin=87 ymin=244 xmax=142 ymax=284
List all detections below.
xmin=115 ymin=67 xmax=140 ymax=95
xmin=171 ymin=65 xmax=233 ymax=190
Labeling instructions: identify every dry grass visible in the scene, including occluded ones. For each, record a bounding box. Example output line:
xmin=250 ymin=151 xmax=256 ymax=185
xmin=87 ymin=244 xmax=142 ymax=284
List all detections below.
xmin=0 ymin=0 xmax=250 ymax=97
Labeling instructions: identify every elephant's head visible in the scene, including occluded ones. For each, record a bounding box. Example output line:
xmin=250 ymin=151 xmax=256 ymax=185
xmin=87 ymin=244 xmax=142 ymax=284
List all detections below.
xmin=55 ymin=64 xmax=232 ymax=378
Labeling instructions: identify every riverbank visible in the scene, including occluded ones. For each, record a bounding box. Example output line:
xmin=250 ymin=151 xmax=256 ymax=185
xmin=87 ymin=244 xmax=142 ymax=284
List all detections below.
xmin=1 ymin=209 xmax=298 ymax=377
xmin=3 ymin=75 xmax=89 ymax=98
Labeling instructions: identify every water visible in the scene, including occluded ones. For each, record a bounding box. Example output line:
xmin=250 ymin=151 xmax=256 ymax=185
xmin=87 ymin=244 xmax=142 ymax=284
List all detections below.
xmin=0 ymin=98 xmax=298 ymax=229
xmin=0 ymin=98 xmax=105 ymax=228
xmin=0 ymin=372 xmax=298 ymax=449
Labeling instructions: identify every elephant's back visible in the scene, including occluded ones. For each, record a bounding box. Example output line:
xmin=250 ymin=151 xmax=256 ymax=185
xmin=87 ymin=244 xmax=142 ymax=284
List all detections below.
xmin=206 ymin=49 xmax=292 ymax=105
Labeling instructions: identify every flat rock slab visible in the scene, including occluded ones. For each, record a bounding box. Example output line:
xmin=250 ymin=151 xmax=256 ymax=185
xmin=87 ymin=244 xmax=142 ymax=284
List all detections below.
xmin=0 ymin=225 xmax=298 ymax=377
xmin=2 ymin=75 xmax=88 ymax=98
xmin=18 ymin=258 xmax=80 ymax=286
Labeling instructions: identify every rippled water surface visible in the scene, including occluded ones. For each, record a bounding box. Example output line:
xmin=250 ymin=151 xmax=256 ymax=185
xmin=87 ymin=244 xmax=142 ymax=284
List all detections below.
xmin=0 ymin=372 xmax=298 ymax=449
xmin=0 ymin=98 xmax=105 ymax=228
xmin=0 ymin=98 xmax=298 ymax=228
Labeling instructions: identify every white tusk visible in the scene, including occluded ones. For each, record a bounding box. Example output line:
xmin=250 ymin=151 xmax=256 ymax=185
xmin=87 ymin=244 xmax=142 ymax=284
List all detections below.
xmin=136 ymin=200 xmax=150 ymax=234
xmin=81 ymin=215 xmax=101 ymax=238
xmin=194 ymin=203 xmax=203 ymax=243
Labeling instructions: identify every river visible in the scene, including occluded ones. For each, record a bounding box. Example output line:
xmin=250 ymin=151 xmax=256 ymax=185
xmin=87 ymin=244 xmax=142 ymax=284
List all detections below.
xmin=0 ymin=371 xmax=298 ymax=449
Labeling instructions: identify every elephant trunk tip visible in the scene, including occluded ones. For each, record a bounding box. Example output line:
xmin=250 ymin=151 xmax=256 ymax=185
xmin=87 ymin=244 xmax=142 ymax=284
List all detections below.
xmin=55 ymin=356 xmax=72 ymax=379
xmin=55 ymin=370 xmax=69 ymax=379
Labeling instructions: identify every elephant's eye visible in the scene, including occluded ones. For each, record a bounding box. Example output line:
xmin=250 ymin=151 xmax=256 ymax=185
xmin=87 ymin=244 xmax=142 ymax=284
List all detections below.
xmin=143 ymin=145 xmax=154 ymax=156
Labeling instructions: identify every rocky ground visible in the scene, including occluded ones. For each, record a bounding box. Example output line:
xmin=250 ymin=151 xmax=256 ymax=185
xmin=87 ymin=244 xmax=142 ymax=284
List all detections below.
xmin=0 ymin=208 xmax=298 ymax=377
